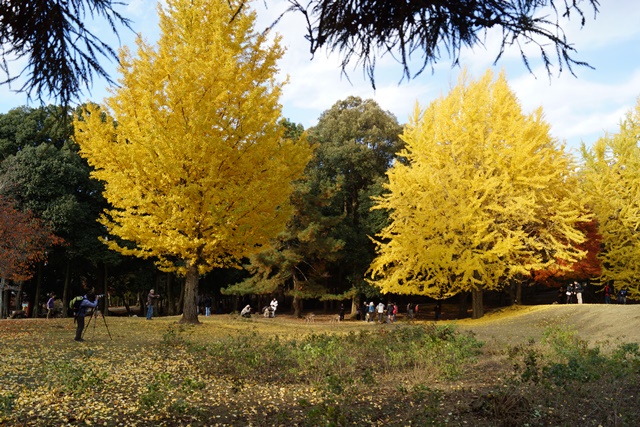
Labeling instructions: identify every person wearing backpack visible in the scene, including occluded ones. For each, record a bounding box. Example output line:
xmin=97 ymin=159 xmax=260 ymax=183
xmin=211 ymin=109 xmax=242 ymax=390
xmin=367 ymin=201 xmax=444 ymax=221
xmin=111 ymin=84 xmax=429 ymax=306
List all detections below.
xmin=74 ymin=293 xmax=100 ymax=342
xmin=618 ymin=288 xmax=628 ymax=304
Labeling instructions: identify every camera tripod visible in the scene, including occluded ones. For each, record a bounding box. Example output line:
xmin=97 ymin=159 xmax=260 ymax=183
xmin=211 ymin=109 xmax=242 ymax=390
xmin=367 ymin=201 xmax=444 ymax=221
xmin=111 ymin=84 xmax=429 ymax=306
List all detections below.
xmin=83 ymin=305 xmax=113 ymax=341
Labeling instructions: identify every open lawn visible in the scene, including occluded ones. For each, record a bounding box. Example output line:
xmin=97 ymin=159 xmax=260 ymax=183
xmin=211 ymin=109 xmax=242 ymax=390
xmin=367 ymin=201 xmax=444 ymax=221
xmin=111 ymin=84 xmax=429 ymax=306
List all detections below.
xmin=1 ymin=304 xmax=639 ymax=426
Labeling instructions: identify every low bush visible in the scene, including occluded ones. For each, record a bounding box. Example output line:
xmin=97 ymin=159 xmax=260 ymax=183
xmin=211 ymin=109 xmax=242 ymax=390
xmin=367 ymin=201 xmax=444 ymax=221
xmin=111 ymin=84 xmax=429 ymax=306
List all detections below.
xmin=194 ymin=324 xmax=482 ymax=388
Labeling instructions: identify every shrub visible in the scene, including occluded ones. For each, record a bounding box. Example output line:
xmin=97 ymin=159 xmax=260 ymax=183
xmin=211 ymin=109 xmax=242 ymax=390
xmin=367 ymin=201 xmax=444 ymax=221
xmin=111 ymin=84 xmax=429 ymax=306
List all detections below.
xmin=193 ymin=324 xmax=482 ymax=388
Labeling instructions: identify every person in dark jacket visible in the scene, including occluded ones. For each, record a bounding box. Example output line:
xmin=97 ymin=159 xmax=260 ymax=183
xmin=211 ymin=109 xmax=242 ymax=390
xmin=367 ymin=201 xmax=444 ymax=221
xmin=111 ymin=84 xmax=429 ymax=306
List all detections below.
xmin=146 ymin=289 xmax=161 ymax=320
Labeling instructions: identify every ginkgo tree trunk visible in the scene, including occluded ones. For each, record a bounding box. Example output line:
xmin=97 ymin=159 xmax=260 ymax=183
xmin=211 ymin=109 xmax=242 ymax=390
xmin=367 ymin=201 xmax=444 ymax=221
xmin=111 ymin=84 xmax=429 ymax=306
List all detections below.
xmin=368 ymin=69 xmax=589 ymax=318
xmin=73 ymin=0 xmax=312 ymax=324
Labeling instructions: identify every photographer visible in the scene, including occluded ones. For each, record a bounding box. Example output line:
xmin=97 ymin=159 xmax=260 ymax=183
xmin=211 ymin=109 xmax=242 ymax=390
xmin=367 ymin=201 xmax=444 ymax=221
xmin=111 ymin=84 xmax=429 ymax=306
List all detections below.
xmin=74 ymin=293 xmax=101 ymax=342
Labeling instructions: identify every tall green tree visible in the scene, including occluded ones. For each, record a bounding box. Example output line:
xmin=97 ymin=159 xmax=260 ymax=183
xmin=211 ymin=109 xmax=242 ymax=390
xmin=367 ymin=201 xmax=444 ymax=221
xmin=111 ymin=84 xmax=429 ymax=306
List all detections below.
xmin=0 ymin=105 xmax=72 ymax=158
xmin=225 ymin=173 xmax=345 ymax=317
xmin=74 ymin=0 xmax=312 ymax=324
xmin=307 ymin=96 xmax=404 ymax=312
xmin=225 ymin=99 xmax=402 ymax=316
xmin=580 ymin=98 xmax=640 ymax=299
xmin=0 ymin=105 xmax=115 ymax=316
xmin=369 ymin=70 xmax=589 ymax=318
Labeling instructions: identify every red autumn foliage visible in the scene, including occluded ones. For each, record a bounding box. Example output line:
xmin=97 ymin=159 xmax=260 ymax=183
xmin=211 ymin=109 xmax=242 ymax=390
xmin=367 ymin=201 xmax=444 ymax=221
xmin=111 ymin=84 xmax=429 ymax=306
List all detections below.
xmin=0 ymin=196 xmax=63 ymax=281
xmin=533 ymin=218 xmax=602 ymax=286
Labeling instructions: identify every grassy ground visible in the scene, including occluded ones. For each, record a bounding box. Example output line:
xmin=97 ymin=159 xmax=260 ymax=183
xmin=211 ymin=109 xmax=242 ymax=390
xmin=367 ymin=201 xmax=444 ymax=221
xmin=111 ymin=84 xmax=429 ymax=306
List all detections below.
xmin=1 ymin=305 xmax=639 ymax=426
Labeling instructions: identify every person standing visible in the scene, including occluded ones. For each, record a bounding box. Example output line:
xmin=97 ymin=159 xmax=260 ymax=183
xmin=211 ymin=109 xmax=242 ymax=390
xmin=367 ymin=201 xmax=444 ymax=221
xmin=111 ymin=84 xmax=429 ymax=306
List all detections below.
xmin=270 ymin=297 xmax=278 ymax=318
xmin=21 ymin=294 xmax=29 ymax=317
xmin=386 ymin=301 xmax=394 ymax=323
xmin=434 ymin=302 xmax=442 ymax=321
xmin=368 ymin=301 xmax=375 ymax=322
xmin=46 ymin=293 xmax=56 ymax=319
xmin=376 ymin=302 xmax=385 ymax=323
xmin=339 ymin=303 xmax=345 ymax=321
xmin=574 ymin=281 xmax=584 ymax=304
xmin=146 ymin=289 xmax=161 ymax=320
xmin=566 ymin=282 xmax=574 ymax=304
xmin=204 ymin=295 xmax=212 ymax=317
xmin=557 ymin=286 xmax=566 ymax=304
xmin=74 ymin=293 xmax=100 ymax=342
xmin=604 ymin=284 xmax=612 ymax=304
xmin=406 ymin=302 xmax=414 ymax=319
xmin=618 ymin=287 xmax=628 ymax=304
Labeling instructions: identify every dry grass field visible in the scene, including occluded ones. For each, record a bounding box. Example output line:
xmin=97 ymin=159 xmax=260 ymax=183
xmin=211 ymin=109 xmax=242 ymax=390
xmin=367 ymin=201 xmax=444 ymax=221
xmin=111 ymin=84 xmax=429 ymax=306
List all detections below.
xmin=1 ymin=304 xmax=638 ymax=426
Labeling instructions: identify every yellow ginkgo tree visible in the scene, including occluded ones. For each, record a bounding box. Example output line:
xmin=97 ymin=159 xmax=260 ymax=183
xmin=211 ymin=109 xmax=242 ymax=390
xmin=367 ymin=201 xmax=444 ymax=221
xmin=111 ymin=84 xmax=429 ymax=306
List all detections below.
xmin=368 ymin=70 xmax=589 ymax=318
xmin=73 ymin=0 xmax=312 ymax=323
xmin=580 ymin=98 xmax=640 ymax=300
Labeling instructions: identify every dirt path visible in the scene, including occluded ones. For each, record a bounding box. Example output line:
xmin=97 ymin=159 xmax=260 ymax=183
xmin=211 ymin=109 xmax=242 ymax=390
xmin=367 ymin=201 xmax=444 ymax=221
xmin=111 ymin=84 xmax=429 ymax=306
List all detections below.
xmin=456 ymin=304 xmax=640 ymax=347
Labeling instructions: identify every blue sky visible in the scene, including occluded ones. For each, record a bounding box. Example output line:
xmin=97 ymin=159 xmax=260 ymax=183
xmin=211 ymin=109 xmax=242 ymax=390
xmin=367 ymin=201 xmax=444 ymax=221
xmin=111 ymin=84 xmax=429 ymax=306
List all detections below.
xmin=1 ymin=0 xmax=638 ymax=156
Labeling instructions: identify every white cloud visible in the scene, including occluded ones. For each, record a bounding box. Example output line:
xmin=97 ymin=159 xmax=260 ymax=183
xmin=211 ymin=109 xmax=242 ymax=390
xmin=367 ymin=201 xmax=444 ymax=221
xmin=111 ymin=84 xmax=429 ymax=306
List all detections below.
xmin=275 ymin=0 xmax=640 ymax=151
xmin=509 ymin=63 xmax=640 ymax=150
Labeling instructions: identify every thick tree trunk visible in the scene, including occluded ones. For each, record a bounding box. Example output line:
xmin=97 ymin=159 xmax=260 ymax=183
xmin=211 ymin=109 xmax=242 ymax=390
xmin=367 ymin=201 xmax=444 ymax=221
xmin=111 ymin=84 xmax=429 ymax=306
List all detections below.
xmin=0 ymin=278 xmax=6 ymax=318
xmin=471 ymin=287 xmax=484 ymax=319
xmin=103 ymin=263 xmax=109 ymax=317
xmin=15 ymin=281 xmax=23 ymax=312
xmin=508 ymin=279 xmax=516 ymax=305
xmin=458 ymin=291 xmax=468 ymax=318
xmin=166 ymin=272 xmax=175 ymax=315
xmin=62 ymin=260 xmax=71 ymax=318
xmin=33 ymin=262 xmax=44 ymax=317
xmin=292 ymin=295 xmax=302 ymax=318
xmin=179 ymin=264 xmax=200 ymax=324
xmin=291 ymin=273 xmax=302 ymax=318
xmin=154 ymin=273 xmax=164 ymax=315
xmin=138 ymin=292 xmax=144 ymax=316
xmin=177 ymin=278 xmax=185 ymax=315
xmin=351 ymin=295 xmax=359 ymax=318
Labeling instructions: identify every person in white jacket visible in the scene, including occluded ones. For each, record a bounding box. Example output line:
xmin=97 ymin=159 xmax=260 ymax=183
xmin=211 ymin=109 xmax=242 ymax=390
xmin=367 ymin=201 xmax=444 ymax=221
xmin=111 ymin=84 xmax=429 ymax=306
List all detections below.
xmin=241 ymin=305 xmax=251 ymax=318
xmin=376 ymin=302 xmax=385 ymax=323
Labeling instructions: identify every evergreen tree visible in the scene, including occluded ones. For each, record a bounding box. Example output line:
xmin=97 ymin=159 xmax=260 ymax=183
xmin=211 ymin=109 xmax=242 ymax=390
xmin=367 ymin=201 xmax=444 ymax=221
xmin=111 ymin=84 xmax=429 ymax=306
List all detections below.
xmin=307 ymin=97 xmax=403 ymax=312
xmin=224 ymin=171 xmax=345 ymax=317
xmin=0 ymin=105 xmax=114 ymax=316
